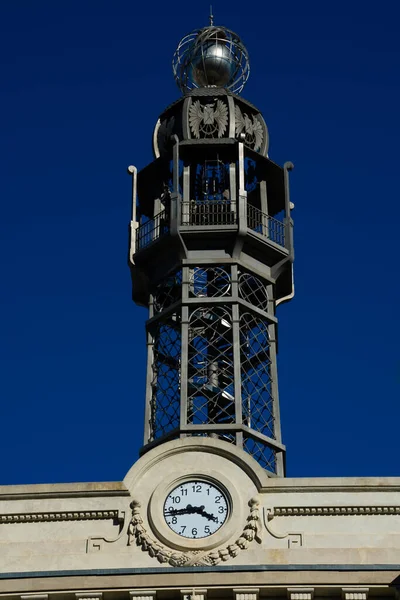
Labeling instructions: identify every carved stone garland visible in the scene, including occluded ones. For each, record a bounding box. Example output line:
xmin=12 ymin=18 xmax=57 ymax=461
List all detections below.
xmin=128 ymin=496 xmax=262 ymax=567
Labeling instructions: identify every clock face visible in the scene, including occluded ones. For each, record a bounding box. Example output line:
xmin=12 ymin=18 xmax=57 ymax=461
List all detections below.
xmin=163 ymin=480 xmax=229 ymax=539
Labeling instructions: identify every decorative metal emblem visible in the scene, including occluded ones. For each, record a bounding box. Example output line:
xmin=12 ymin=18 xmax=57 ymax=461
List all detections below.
xmin=189 ymin=99 xmax=228 ymax=139
xmin=235 ymin=105 xmax=263 ymax=152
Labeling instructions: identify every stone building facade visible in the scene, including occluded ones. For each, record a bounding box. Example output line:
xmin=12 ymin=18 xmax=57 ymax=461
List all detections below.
xmin=0 ymin=438 xmax=399 ymax=599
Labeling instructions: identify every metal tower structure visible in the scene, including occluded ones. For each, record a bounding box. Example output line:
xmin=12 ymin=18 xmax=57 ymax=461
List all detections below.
xmin=128 ymin=24 xmax=294 ymax=477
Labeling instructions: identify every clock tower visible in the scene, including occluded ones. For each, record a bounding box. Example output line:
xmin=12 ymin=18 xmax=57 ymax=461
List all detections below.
xmin=128 ymin=23 xmax=294 ymax=478
xmin=1 ymin=18 xmax=399 ymax=600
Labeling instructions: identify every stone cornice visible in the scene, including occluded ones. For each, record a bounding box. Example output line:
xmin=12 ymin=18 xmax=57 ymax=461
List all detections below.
xmin=0 ymin=482 xmax=129 ymax=501
xmin=261 ymin=477 xmax=400 ymax=493
xmin=272 ymin=506 xmax=400 ymax=516
xmin=0 ymin=510 xmax=124 ymax=525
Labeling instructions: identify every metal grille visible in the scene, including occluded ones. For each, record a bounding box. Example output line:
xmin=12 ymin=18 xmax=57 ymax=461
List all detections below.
xmin=189 ymin=266 xmax=231 ymax=298
xmin=182 ymin=200 xmax=236 ymax=226
xmin=150 ymin=313 xmax=181 ymax=440
xmin=240 ymin=311 xmax=274 ymax=439
xmin=153 ymin=270 xmax=182 ymax=314
xmin=243 ymin=435 xmax=276 ymax=473
xmin=187 ymin=307 xmax=235 ymax=425
xmin=238 ymin=271 xmax=268 ymax=311
xmin=136 ymin=210 xmax=169 ymax=251
xmin=247 ymin=205 xmax=285 ymax=247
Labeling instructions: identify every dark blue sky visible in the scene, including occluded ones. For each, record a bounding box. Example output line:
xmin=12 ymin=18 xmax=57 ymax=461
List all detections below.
xmin=1 ymin=0 xmax=399 ymax=485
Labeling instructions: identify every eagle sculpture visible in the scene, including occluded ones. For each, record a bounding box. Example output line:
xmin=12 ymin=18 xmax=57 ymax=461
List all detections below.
xmin=189 ymin=99 xmax=229 ymax=139
xmin=235 ymin=105 xmax=264 ymax=152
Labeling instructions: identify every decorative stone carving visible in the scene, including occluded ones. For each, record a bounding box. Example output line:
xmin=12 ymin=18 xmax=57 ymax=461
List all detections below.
xmin=264 ymin=504 xmax=400 ymax=544
xmin=274 ymin=506 xmax=400 ymax=516
xmin=1 ymin=510 xmax=121 ymax=524
xmin=128 ymin=496 xmax=262 ymax=566
xmin=287 ymin=588 xmax=314 ymax=600
xmin=288 ymin=533 xmax=303 ymax=548
xmin=263 ymin=507 xmax=302 ymax=543
xmin=87 ymin=511 xmax=126 ymax=553
xmin=342 ymin=589 xmax=369 ymax=600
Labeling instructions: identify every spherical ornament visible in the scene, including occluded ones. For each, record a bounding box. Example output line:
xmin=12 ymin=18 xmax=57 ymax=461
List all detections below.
xmin=190 ymin=42 xmax=234 ymax=87
xmin=173 ymin=26 xmax=250 ymax=95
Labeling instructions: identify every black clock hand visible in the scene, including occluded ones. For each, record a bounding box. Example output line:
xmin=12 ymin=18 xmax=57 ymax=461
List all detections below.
xmin=196 ymin=507 xmax=218 ymax=522
xmin=165 ymin=504 xmax=218 ymax=522
xmin=164 ymin=504 xmax=199 ymax=517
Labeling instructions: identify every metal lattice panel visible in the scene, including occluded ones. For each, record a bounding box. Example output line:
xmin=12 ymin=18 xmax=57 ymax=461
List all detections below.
xmin=153 ymin=270 xmax=182 ymax=314
xmin=187 ymin=306 xmax=235 ymax=425
xmin=189 ymin=266 xmax=231 ymax=298
xmin=243 ymin=435 xmax=276 ymax=472
xmin=240 ymin=311 xmax=275 ymax=439
xmin=150 ymin=314 xmax=181 ymax=440
xmin=238 ymin=271 xmax=268 ymax=311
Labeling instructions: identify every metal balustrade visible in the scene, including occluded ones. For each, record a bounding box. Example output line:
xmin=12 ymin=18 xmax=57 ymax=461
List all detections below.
xmin=181 ymin=201 xmax=237 ymax=226
xmin=136 ymin=210 xmax=169 ymax=251
xmin=247 ymin=204 xmax=286 ymax=247
xmin=135 ymin=204 xmax=286 ymax=252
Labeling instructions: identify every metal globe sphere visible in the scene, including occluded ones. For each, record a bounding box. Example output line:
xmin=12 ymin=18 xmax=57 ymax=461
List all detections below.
xmin=191 ymin=42 xmax=234 ymax=88
xmin=173 ymin=26 xmax=250 ymax=95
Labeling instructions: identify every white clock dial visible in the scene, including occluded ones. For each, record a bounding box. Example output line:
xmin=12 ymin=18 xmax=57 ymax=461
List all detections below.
xmin=163 ymin=480 xmax=229 ymax=539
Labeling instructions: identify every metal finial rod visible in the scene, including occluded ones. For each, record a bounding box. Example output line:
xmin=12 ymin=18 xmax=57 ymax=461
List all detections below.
xmin=209 ymin=4 xmax=214 ymax=25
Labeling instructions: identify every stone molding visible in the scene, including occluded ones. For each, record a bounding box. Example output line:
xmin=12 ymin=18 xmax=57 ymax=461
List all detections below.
xmin=21 ymin=596 xmax=49 ymax=600
xmin=287 ymin=588 xmax=314 ymax=600
xmin=0 ymin=510 xmax=123 ymax=525
xmin=233 ymin=588 xmax=259 ymax=600
xmin=128 ymin=496 xmax=262 ymax=566
xmin=273 ymin=506 xmax=400 ymax=516
xmin=263 ymin=505 xmax=400 ymax=544
xmin=342 ymin=589 xmax=369 ymax=600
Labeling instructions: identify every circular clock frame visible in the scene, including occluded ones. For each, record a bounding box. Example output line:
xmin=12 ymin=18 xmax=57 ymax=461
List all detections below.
xmin=164 ymin=479 xmax=229 ymax=539
xmin=148 ymin=469 xmax=242 ymax=551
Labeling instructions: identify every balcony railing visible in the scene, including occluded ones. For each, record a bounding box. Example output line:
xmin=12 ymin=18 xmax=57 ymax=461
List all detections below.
xmin=136 ymin=210 xmax=169 ymax=251
xmin=135 ymin=203 xmax=286 ymax=253
xmin=247 ymin=204 xmax=286 ymax=247
xmin=181 ymin=201 xmax=237 ymax=226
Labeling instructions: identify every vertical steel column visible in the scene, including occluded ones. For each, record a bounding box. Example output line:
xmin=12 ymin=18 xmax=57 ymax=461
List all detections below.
xmin=231 ymin=264 xmax=243 ymax=449
xmin=237 ymin=142 xmax=247 ymax=237
xmin=283 ymin=161 xmax=294 ymax=254
xmin=229 ymin=163 xmax=237 ymax=221
xmin=180 ymin=266 xmax=190 ymax=436
xmin=268 ymin=321 xmax=285 ymax=476
xmin=144 ymin=297 xmax=155 ymax=445
xmin=127 ymin=165 xmax=138 ymax=262
xmin=182 ymin=165 xmax=190 ymax=225
xmin=260 ymin=180 xmax=269 ymax=238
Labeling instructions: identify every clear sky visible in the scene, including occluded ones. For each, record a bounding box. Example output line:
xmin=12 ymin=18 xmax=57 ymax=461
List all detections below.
xmin=1 ymin=0 xmax=399 ymax=485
